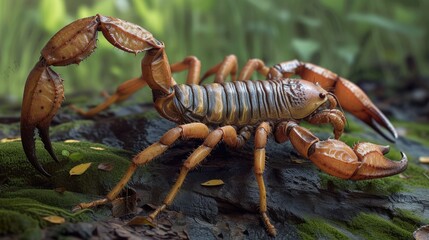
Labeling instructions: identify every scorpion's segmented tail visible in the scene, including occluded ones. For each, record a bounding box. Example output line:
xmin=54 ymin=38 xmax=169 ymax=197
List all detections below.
xmin=21 ymin=15 xmax=168 ymax=176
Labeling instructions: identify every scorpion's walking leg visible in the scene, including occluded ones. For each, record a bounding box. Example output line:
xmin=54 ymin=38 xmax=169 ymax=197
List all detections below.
xmin=71 ymin=56 xmax=202 ymax=117
xmin=270 ymin=60 xmax=397 ymax=141
xmin=148 ymin=125 xmax=249 ymax=220
xmin=74 ymin=123 xmax=210 ymax=210
xmin=70 ymin=76 xmax=147 ymax=117
xmin=253 ymin=122 xmax=276 ymax=236
xmin=170 ymin=56 xmax=202 ymax=84
xmin=201 ymin=55 xmax=238 ymax=84
xmin=238 ymin=58 xmax=270 ymax=80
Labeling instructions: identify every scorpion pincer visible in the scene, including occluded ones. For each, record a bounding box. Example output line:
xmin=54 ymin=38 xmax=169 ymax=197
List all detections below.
xmin=21 ymin=14 xmax=407 ymax=236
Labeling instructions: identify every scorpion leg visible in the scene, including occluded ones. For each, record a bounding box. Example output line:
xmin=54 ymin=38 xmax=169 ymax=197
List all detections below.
xmin=276 ymin=121 xmax=407 ymax=180
xmin=270 ymin=60 xmax=398 ymax=142
xmin=201 ymin=55 xmax=238 ymax=84
xmin=71 ymin=56 xmax=202 ymax=117
xmin=170 ymin=56 xmax=202 ymax=84
xmin=254 ymin=122 xmax=277 ymax=236
xmin=147 ymin=125 xmax=247 ymax=221
xmin=238 ymin=58 xmax=270 ymax=80
xmin=70 ymin=76 xmax=147 ymax=117
xmin=74 ymin=123 xmax=210 ymax=210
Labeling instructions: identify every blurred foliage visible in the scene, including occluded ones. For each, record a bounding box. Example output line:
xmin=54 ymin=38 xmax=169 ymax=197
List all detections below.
xmin=0 ymin=0 xmax=427 ymax=103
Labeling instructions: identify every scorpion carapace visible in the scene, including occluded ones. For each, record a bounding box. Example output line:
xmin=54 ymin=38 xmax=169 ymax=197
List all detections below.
xmin=21 ymin=15 xmax=407 ymax=236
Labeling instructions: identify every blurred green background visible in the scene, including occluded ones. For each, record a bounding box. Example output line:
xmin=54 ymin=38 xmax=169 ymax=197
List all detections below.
xmin=1 ymin=0 xmax=428 ymax=109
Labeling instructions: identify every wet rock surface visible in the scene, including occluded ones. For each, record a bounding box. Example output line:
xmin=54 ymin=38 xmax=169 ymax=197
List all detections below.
xmin=1 ymin=102 xmax=429 ymax=239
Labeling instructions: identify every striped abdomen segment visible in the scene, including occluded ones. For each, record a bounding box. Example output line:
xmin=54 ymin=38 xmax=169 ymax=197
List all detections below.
xmin=172 ymin=79 xmax=299 ymax=126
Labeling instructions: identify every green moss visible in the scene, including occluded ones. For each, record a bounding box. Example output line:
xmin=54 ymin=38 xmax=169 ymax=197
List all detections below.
xmin=320 ymin=172 xmax=403 ymax=195
xmin=394 ymin=121 xmax=429 ymax=147
xmin=392 ymin=209 xmax=427 ymax=233
xmin=50 ymin=120 xmax=95 ymax=135
xmin=0 ymin=209 xmax=39 ymax=235
xmin=0 ymin=198 xmax=90 ymax=222
xmin=0 ymin=140 xmax=133 ymax=195
xmin=1 ymin=189 xmax=94 ymax=209
xmin=0 ymin=197 xmax=92 ymax=239
xmin=0 ymin=197 xmax=91 ymax=237
xmin=395 ymin=163 xmax=429 ymax=188
xmin=297 ymin=218 xmax=349 ymax=240
xmin=348 ymin=213 xmax=412 ymax=240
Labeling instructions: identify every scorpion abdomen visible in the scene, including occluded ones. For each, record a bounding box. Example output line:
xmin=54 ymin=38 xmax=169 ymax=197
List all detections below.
xmin=171 ymin=79 xmax=306 ymax=127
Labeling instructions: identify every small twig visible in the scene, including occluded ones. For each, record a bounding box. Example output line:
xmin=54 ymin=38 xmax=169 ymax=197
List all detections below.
xmin=423 ymin=172 xmax=429 ymax=180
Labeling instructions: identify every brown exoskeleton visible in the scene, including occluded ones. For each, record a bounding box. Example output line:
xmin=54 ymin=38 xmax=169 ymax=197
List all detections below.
xmin=21 ymin=15 xmax=407 ymax=236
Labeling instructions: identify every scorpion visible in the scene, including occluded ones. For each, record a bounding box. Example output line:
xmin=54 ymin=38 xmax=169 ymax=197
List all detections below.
xmin=21 ymin=15 xmax=407 ymax=236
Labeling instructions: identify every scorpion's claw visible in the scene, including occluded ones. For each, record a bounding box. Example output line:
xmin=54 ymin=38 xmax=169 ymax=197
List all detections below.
xmin=308 ymin=140 xmax=407 ymax=180
xmin=333 ymin=77 xmax=398 ymax=142
xmin=21 ymin=62 xmax=64 ymax=177
xmin=288 ymin=123 xmax=407 ymax=180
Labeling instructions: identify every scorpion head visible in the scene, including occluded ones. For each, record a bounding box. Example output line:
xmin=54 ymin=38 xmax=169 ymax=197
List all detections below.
xmin=285 ymin=80 xmax=335 ymax=119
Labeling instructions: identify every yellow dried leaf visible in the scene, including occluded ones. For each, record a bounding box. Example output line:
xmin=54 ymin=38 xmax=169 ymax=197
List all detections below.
xmin=201 ymin=179 xmax=224 ymax=187
xmin=90 ymin=146 xmax=105 ymax=151
xmin=127 ymin=216 xmax=156 ymax=227
xmin=43 ymin=215 xmax=65 ymax=224
xmin=419 ymin=156 xmax=429 ymax=163
xmin=0 ymin=137 xmax=21 ymax=143
xmin=64 ymin=139 xmax=80 ymax=143
xmin=69 ymin=163 xmax=92 ymax=176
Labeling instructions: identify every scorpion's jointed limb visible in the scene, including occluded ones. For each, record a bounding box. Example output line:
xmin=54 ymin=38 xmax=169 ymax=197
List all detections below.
xmin=21 ymin=15 xmax=407 ymax=237
xmin=21 ymin=14 xmax=163 ymax=176
xmin=275 ymin=121 xmax=407 ymax=180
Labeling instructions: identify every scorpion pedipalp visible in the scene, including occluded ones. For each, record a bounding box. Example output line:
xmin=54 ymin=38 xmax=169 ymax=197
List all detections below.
xmin=21 ymin=15 xmax=166 ymax=177
xmin=269 ymin=60 xmax=398 ymax=142
xmin=285 ymin=122 xmax=407 ymax=180
xmin=21 ymin=62 xmax=64 ymax=176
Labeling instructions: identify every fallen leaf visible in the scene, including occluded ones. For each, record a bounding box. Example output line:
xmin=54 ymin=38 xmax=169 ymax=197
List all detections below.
xmin=90 ymin=146 xmax=105 ymax=151
xmin=0 ymin=137 xmax=21 ymax=143
xmin=127 ymin=216 xmax=156 ymax=227
xmin=61 ymin=150 xmax=70 ymax=157
xmin=414 ymin=225 xmax=429 ymax=240
xmin=419 ymin=156 xmax=429 ymax=163
xmin=201 ymin=179 xmax=224 ymax=187
xmin=64 ymin=139 xmax=80 ymax=143
xmin=98 ymin=163 xmax=114 ymax=171
xmin=112 ymin=187 xmax=137 ymax=217
xmin=43 ymin=215 xmax=65 ymax=224
xmin=69 ymin=163 xmax=92 ymax=176
xmin=69 ymin=152 xmax=84 ymax=161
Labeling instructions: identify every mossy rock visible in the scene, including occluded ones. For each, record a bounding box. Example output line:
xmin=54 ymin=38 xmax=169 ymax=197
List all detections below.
xmin=0 ymin=196 xmax=92 ymax=238
xmin=0 ymin=139 xmax=132 ymax=239
xmin=0 ymin=140 xmax=133 ymax=195
xmin=298 ymin=209 xmax=426 ymax=240
xmin=0 ymin=209 xmax=40 ymax=236
xmin=1 ymin=189 xmax=95 ymax=209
